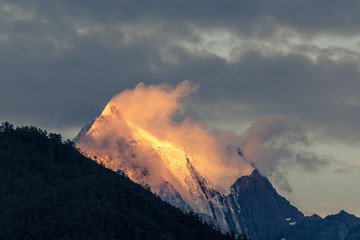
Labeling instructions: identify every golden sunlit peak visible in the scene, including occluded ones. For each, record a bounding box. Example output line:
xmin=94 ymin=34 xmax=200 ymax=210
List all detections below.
xmin=126 ymin=120 xmax=189 ymax=172
xmin=77 ymin=81 xmax=255 ymax=197
xmin=101 ymin=103 xmax=120 ymax=117
xmin=127 ymin=120 xmax=184 ymax=152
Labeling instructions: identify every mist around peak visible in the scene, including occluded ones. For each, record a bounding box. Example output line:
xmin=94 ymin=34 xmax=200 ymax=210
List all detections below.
xmin=76 ymin=81 xmax=256 ymax=195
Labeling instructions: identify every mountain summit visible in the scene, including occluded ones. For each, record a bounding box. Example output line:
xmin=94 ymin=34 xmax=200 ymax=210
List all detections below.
xmin=75 ymin=103 xmax=255 ymax=233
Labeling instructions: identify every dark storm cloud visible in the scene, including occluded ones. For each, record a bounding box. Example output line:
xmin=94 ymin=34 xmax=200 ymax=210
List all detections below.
xmin=189 ymin=50 xmax=360 ymax=144
xmin=1 ymin=0 xmax=360 ymax=147
xmin=3 ymin=0 xmax=360 ymax=39
xmin=25 ymin=0 xmax=360 ymax=37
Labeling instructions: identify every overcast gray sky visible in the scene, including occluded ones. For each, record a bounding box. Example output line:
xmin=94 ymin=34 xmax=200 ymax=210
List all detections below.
xmin=1 ymin=0 xmax=360 ymax=216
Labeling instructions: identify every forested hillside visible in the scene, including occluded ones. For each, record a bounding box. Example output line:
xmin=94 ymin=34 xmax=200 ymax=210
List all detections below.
xmin=0 ymin=122 xmax=246 ymax=240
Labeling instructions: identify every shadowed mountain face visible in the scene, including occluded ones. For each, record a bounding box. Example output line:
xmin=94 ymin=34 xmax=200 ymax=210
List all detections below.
xmin=0 ymin=123 xmax=236 ymax=240
xmin=346 ymin=225 xmax=360 ymax=240
xmin=228 ymin=169 xmax=304 ymax=240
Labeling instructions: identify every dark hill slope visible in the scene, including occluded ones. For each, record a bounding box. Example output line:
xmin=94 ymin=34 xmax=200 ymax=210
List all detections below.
xmin=0 ymin=123 xmax=237 ymax=240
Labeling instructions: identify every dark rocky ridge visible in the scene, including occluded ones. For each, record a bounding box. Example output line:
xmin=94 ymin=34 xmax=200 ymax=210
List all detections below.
xmin=223 ymin=170 xmax=360 ymax=240
xmin=227 ymin=169 xmax=304 ymax=240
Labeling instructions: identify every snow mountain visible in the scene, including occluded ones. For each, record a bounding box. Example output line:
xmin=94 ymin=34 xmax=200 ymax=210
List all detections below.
xmin=75 ymin=103 xmax=359 ymax=240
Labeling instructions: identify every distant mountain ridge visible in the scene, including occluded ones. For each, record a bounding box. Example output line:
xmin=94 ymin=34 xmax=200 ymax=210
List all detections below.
xmin=278 ymin=210 xmax=360 ymax=240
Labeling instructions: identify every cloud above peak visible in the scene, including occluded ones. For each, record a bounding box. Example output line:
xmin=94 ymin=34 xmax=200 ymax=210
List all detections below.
xmin=77 ymin=82 xmax=333 ymax=198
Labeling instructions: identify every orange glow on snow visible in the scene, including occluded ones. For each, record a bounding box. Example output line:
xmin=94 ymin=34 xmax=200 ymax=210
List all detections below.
xmin=77 ymin=81 xmax=254 ymax=195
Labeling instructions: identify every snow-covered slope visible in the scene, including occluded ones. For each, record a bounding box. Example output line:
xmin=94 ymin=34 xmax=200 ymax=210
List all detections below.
xmin=74 ymin=102 xmax=305 ymax=239
xmin=75 ymin=104 xmax=249 ymax=230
